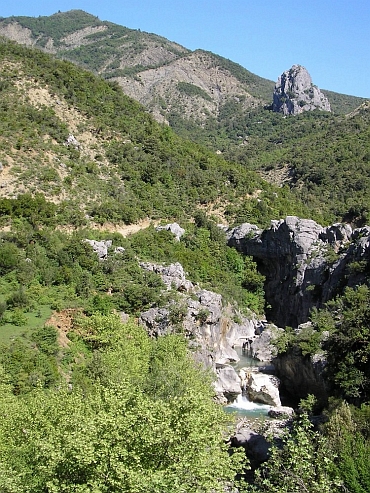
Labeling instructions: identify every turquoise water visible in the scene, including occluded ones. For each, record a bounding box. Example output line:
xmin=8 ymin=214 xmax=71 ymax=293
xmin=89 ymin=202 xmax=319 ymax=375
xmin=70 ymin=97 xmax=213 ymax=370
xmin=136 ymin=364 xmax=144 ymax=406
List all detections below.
xmin=224 ymin=346 xmax=272 ymax=419
xmin=232 ymin=346 xmax=268 ymax=371
xmin=224 ymin=394 xmax=271 ymax=418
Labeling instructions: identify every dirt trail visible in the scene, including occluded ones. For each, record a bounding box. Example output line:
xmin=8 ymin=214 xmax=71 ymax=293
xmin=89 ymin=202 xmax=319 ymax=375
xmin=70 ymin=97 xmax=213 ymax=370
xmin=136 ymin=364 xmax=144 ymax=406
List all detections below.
xmin=91 ymin=219 xmax=160 ymax=237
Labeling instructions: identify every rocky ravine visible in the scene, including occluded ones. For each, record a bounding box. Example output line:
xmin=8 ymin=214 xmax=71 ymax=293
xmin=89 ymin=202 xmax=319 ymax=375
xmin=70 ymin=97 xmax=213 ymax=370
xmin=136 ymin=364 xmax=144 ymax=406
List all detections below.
xmin=138 ymin=260 xmax=275 ymax=403
xmin=227 ymin=216 xmax=370 ymax=328
xmin=83 ymin=229 xmax=280 ymax=405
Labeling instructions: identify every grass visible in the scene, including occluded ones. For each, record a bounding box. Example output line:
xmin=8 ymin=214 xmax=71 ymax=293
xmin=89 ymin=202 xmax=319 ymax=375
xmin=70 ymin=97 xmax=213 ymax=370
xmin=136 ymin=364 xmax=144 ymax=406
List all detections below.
xmin=0 ymin=305 xmax=53 ymax=344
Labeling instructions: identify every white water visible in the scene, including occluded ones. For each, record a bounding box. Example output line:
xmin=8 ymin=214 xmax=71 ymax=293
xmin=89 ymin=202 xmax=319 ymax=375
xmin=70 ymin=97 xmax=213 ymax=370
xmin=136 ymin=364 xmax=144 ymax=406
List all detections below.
xmin=226 ymin=394 xmax=271 ymax=413
xmin=224 ymin=346 xmax=272 ymax=418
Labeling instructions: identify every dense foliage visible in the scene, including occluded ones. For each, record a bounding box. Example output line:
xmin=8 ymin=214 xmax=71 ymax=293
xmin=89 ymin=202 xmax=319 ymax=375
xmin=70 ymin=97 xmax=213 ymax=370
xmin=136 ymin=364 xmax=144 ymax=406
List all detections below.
xmin=0 ymin=316 xmax=245 ymax=492
xmin=0 ymin=37 xmax=313 ymax=227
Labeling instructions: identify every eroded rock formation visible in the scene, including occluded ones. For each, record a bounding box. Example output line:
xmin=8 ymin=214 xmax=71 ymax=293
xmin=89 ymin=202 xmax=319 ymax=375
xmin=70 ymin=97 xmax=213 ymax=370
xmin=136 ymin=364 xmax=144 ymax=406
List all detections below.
xmin=227 ymin=217 xmax=370 ymax=328
xmin=138 ymin=261 xmax=272 ymax=401
xmin=273 ymin=65 xmax=331 ymax=115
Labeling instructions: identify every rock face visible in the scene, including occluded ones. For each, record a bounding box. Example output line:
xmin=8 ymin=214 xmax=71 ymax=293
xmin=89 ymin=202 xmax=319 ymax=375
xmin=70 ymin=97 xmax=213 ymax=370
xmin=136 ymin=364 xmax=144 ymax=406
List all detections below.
xmin=272 ymin=347 xmax=329 ymax=406
xmin=246 ymin=373 xmax=281 ymax=406
xmin=250 ymin=326 xmax=278 ymax=362
xmin=273 ymin=65 xmax=331 ymax=115
xmin=227 ymin=217 xmax=370 ymax=328
xmin=138 ymin=261 xmax=269 ymax=400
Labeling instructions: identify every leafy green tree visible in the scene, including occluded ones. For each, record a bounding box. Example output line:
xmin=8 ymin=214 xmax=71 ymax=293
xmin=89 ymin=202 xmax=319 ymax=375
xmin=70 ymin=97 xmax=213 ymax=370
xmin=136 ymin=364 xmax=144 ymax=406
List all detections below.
xmin=314 ymin=285 xmax=370 ymax=402
xmin=0 ymin=242 xmax=21 ymax=275
xmin=243 ymin=411 xmax=342 ymax=493
xmin=0 ymin=319 xmax=245 ymax=492
xmin=324 ymin=401 xmax=370 ymax=493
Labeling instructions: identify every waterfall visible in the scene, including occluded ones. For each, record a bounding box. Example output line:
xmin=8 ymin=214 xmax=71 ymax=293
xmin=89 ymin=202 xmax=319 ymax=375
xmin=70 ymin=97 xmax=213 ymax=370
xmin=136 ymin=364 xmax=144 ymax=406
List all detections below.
xmin=226 ymin=394 xmax=271 ymax=413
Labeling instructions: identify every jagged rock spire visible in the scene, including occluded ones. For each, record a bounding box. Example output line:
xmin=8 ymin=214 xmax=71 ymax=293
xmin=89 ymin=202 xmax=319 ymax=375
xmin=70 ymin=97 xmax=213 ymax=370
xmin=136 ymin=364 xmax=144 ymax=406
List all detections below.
xmin=273 ymin=64 xmax=331 ymax=115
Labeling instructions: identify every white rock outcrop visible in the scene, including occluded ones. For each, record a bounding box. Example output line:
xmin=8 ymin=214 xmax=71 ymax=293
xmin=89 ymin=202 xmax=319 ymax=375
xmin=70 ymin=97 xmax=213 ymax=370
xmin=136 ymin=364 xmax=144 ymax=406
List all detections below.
xmin=273 ymin=65 xmax=331 ymax=115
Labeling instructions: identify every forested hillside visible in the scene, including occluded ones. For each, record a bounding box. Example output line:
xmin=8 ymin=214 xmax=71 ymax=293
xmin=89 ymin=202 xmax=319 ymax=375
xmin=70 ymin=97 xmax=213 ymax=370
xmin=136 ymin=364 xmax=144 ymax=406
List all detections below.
xmin=0 ymin=10 xmax=366 ymax=157
xmin=0 ymin=22 xmax=370 ymax=493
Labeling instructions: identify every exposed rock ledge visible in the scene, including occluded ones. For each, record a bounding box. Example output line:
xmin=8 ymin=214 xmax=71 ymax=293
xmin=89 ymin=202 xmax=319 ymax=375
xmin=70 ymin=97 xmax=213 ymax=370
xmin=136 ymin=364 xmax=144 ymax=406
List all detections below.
xmin=227 ymin=216 xmax=370 ymax=328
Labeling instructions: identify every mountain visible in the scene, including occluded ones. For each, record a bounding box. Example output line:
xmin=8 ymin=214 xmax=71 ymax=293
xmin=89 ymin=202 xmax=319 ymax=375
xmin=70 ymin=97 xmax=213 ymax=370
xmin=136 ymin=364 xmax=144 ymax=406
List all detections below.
xmin=0 ymin=10 xmax=365 ymax=133
xmin=1 ymin=10 xmax=370 ymax=226
xmin=0 ymin=36 xmax=310 ymax=228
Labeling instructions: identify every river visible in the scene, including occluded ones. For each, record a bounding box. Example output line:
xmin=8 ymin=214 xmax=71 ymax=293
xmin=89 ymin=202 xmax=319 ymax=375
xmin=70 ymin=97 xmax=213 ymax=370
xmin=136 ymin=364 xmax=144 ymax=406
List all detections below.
xmin=224 ymin=346 xmax=272 ymax=419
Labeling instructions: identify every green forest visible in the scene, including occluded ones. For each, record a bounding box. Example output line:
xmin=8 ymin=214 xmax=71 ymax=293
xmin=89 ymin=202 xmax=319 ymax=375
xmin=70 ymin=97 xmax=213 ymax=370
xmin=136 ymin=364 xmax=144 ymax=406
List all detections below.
xmin=0 ymin=23 xmax=369 ymax=492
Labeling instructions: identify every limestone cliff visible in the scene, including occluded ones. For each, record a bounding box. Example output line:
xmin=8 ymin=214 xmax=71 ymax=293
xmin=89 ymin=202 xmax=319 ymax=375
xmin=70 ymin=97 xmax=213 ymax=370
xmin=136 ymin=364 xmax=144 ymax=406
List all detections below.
xmin=137 ymin=261 xmax=267 ymax=401
xmin=273 ymin=65 xmax=331 ymax=115
xmin=227 ymin=217 xmax=370 ymax=328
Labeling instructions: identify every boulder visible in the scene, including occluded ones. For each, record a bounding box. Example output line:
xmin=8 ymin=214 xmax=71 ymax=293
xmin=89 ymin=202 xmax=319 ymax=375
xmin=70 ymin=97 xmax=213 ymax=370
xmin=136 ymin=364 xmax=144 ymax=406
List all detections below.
xmin=214 ymin=365 xmax=242 ymax=400
xmin=268 ymin=406 xmax=295 ymax=419
xmin=251 ymin=326 xmax=278 ymax=362
xmin=156 ymin=222 xmax=185 ymax=241
xmin=246 ymin=373 xmax=281 ymax=407
xmin=65 ymin=134 xmax=81 ymax=149
xmin=230 ymin=427 xmax=270 ymax=463
xmin=84 ymin=239 xmax=112 ymax=260
xmin=140 ymin=261 xmax=193 ymax=292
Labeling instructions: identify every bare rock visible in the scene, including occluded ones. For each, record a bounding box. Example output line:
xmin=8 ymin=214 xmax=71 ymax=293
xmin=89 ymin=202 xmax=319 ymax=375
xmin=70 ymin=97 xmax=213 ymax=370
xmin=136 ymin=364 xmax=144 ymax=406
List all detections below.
xmin=251 ymin=325 xmax=279 ymax=362
xmin=214 ymin=365 xmax=242 ymax=400
xmin=273 ymin=346 xmax=329 ymax=407
xmin=65 ymin=134 xmax=81 ymax=149
xmin=84 ymin=239 xmax=112 ymax=260
xmin=273 ymin=65 xmax=331 ymax=115
xmin=156 ymin=222 xmax=185 ymax=241
xmin=246 ymin=373 xmax=281 ymax=407
xmin=227 ymin=216 xmax=370 ymax=328
xmin=138 ymin=260 xmax=270 ymax=400
xmin=140 ymin=261 xmax=193 ymax=291
xmin=268 ymin=406 xmax=295 ymax=419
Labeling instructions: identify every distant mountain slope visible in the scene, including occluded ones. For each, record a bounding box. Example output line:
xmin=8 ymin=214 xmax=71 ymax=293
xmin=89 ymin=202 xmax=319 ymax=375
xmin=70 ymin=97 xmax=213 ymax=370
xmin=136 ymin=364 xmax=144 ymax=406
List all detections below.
xmin=0 ymin=37 xmax=311 ymax=228
xmin=1 ymin=13 xmax=370 ymax=228
xmin=1 ymin=9 xmax=365 ymax=127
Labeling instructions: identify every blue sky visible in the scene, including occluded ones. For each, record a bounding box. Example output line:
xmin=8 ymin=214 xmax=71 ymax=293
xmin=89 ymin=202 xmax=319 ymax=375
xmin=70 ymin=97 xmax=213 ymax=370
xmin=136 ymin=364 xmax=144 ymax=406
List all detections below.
xmin=2 ymin=0 xmax=369 ymax=98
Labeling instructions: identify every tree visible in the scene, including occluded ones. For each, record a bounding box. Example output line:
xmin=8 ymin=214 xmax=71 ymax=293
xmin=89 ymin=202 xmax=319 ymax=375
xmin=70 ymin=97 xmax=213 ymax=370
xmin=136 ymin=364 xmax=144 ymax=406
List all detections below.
xmin=0 ymin=319 xmax=246 ymax=492
xmin=243 ymin=411 xmax=342 ymax=493
xmin=315 ymin=285 xmax=370 ymax=402
xmin=324 ymin=401 xmax=370 ymax=493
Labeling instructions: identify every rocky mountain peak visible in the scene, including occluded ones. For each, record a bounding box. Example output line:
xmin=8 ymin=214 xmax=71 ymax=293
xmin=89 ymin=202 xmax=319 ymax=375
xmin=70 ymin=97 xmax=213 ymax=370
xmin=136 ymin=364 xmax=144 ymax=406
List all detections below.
xmin=273 ymin=64 xmax=331 ymax=115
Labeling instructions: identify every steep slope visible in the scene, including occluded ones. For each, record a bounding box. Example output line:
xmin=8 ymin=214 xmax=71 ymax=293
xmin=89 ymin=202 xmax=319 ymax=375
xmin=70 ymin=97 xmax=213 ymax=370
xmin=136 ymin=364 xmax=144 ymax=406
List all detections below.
xmin=223 ymin=103 xmax=370 ymax=225
xmin=0 ymin=37 xmax=310 ymax=228
xmin=1 ymin=12 xmax=370 ymax=227
xmin=0 ymin=10 xmax=266 ymax=116
xmin=0 ymin=10 xmax=365 ymax=131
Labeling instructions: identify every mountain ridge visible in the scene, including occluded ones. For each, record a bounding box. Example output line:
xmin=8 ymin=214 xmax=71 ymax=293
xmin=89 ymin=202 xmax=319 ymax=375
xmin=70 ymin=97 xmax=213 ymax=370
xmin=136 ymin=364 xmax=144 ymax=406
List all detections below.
xmin=0 ymin=9 xmax=365 ymax=120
